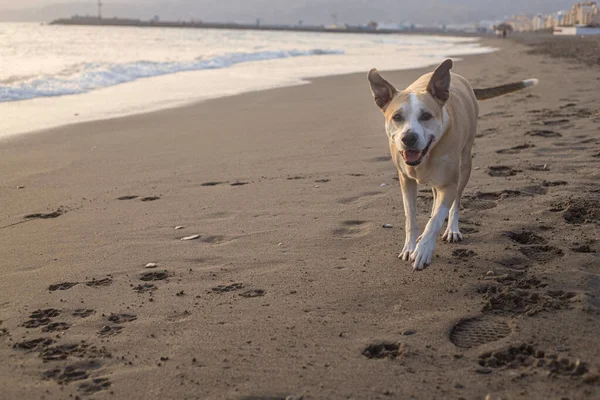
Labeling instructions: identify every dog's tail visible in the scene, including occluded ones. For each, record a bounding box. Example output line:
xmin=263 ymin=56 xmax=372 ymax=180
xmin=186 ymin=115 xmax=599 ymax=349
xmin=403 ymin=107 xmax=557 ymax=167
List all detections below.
xmin=473 ymin=79 xmax=539 ymax=101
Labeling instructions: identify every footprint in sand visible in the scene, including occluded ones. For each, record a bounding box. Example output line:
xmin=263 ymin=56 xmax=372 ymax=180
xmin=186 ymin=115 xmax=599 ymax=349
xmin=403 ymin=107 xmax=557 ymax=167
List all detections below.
xmin=230 ymin=181 xmax=250 ymax=186
xmin=464 ymin=186 xmax=547 ymax=212
xmin=98 ymin=325 xmax=123 ymax=337
xmin=133 ymin=283 xmax=157 ymax=293
xmin=85 ymin=277 xmax=113 ymax=287
xmin=338 ymin=192 xmax=382 ymax=205
xmin=41 ymin=322 xmax=71 ymax=332
xmin=519 ymin=245 xmax=564 ymax=263
xmin=72 ymin=309 xmax=96 ymax=318
xmin=30 ymin=309 xmax=61 ymax=319
xmin=496 ymin=143 xmax=535 ymax=154
xmin=22 ymin=308 xmax=62 ymax=329
xmin=452 ymin=249 xmax=477 ymax=258
xmin=555 ymin=198 xmax=600 ymax=224
xmin=370 ymin=156 xmax=392 ymax=162
xmin=481 ymin=282 xmax=573 ymax=316
xmin=361 ymin=342 xmax=402 ymax=360
xmin=541 ymin=180 xmax=568 ymax=188
xmin=333 ymin=220 xmax=372 ymax=238
xmin=201 ymin=181 xmax=226 ymax=187
xmin=211 ymin=283 xmax=244 ymax=293
xmin=39 ymin=343 xmax=111 ymax=361
xmin=486 ymin=165 xmax=520 ymax=177
xmin=449 ymin=315 xmax=513 ymax=348
xmin=13 ymin=338 xmax=55 ymax=351
xmin=462 ymin=190 xmax=521 ymax=211
xmin=138 ymin=270 xmax=168 ymax=281
xmin=239 ymin=289 xmax=266 ymax=298
xmin=478 ymin=344 xmax=591 ymax=379
xmin=505 ymin=231 xmax=547 ymax=245
xmin=480 ymin=111 xmax=513 ymax=119
xmin=48 ymin=282 xmax=78 ymax=291
xmin=541 ymin=119 xmax=571 ymax=126
xmin=476 ymin=127 xmax=498 ymax=138
xmin=571 ymin=244 xmax=596 ymax=254
xmin=461 ymin=226 xmax=479 ymax=234
xmin=527 ymin=164 xmax=551 ymax=172
xmin=43 ymin=360 xmax=102 ymax=383
xmin=24 ymin=209 xmax=64 ymax=220
xmin=524 ymin=129 xmax=562 ymax=138
xmin=107 ymin=313 xmax=137 ymax=323
xmin=78 ymin=378 xmax=112 ymax=395
xmin=140 ymin=196 xmax=160 ymax=202
xmin=201 ymin=235 xmax=227 ymax=244
xmin=117 ymin=195 xmax=138 ymax=200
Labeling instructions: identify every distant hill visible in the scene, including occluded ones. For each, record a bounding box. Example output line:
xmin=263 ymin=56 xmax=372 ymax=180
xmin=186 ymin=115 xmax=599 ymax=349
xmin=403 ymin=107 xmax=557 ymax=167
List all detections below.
xmin=0 ymin=0 xmax=575 ymax=25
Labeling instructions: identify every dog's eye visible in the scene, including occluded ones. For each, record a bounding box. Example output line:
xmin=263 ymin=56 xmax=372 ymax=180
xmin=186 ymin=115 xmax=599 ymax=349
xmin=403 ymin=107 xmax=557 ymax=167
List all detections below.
xmin=392 ymin=114 xmax=404 ymax=122
xmin=420 ymin=112 xmax=433 ymax=122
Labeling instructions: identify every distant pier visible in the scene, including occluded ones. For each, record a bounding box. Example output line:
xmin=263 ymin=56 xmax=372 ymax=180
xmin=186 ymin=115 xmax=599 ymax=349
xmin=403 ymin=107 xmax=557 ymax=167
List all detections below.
xmin=49 ymin=16 xmax=413 ymax=35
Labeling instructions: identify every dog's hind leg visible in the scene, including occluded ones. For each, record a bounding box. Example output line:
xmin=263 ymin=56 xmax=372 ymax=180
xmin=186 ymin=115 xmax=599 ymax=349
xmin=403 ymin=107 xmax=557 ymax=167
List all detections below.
xmin=442 ymin=151 xmax=472 ymax=243
xmin=398 ymin=173 xmax=419 ymax=262
xmin=431 ymin=187 xmax=437 ymax=218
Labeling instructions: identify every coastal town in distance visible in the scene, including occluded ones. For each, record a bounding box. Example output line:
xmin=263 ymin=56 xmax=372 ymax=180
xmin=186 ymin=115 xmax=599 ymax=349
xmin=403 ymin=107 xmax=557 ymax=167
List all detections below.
xmin=53 ymin=1 xmax=600 ymax=36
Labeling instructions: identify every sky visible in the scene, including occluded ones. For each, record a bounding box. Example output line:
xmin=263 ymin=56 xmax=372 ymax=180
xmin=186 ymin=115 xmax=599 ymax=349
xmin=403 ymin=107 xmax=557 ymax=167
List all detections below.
xmin=0 ymin=0 xmax=576 ymax=25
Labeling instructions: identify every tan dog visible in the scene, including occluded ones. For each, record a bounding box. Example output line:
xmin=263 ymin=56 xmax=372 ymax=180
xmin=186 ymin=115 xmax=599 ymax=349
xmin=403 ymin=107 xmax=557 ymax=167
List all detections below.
xmin=368 ymin=59 xmax=538 ymax=270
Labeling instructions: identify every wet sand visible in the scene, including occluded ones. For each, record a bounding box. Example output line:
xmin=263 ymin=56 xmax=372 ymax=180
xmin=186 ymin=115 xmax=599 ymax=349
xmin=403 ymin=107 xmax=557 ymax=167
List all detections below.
xmin=0 ymin=37 xmax=599 ymax=399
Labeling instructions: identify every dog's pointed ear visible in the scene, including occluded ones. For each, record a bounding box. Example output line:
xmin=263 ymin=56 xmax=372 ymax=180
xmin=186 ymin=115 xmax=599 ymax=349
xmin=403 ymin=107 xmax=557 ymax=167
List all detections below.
xmin=427 ymin=59 xmax=453 ymax=105
xmin=368 ymin=69 xmax=397 ymax=111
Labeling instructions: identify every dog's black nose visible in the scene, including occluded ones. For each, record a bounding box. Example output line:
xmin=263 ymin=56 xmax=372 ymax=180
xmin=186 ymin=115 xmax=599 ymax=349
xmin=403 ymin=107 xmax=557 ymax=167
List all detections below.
xmin=401 ymin=132 xmax=418 ymax=147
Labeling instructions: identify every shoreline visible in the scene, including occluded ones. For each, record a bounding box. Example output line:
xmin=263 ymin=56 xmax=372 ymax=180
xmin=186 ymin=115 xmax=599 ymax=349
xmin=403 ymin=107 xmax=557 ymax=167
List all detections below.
xmin=1 ymin=37 xmax=599 ymax=400
xmin=0 ymin=35 xmax=495 ymax=140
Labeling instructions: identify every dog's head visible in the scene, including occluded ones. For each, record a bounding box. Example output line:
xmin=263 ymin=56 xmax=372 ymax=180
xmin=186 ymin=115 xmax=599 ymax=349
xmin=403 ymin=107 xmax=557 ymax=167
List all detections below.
xmin=368 ymin=59 xmax=452 ymax=167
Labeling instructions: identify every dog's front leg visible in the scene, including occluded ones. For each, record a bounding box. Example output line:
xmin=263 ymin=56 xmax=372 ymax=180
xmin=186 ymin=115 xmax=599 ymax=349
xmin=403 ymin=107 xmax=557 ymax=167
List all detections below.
xmin=411 ymin=185 xmax=457 ymax=270
xmin=398 ymin=173 xmax=419 ymax=261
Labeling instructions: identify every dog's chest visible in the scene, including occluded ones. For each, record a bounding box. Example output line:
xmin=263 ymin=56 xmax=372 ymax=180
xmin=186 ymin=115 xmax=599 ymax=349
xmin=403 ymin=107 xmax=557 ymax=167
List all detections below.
xmin=402 ymin=165 xmax=433 ymax=184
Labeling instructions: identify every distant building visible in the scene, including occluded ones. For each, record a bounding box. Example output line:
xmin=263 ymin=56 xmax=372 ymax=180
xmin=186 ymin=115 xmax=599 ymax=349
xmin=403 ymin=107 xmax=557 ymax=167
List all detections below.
xmin=561 ymin=2 xmax=600 ymax=26
xmin=532 ymin=14 xmax=545 ymax=30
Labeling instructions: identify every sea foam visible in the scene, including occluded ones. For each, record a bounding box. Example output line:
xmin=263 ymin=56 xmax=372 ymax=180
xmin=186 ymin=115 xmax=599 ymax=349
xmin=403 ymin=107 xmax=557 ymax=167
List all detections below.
xmin=0 ymin=48 xmax=343 ymax=102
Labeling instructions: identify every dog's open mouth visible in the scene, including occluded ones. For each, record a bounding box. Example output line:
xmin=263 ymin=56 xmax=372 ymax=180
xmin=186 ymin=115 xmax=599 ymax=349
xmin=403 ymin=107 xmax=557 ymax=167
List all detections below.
xmin=402 ymin=137 xmax=434 ymax=166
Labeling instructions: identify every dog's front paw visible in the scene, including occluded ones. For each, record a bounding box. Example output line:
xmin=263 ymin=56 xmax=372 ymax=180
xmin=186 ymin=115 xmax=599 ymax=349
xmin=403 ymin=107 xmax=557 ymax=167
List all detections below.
xmin=442 ymin=228 xmax=463 ymax=243
xmin=410 ymin=240 xmax=436 ymax=270
xmin=399 ymin=241 xmax=416 ymax=261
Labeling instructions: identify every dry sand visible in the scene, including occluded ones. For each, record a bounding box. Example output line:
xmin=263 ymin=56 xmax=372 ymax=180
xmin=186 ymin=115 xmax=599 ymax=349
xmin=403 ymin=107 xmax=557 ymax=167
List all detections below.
xmin=0 ymin=38 xmax=599 ymax=400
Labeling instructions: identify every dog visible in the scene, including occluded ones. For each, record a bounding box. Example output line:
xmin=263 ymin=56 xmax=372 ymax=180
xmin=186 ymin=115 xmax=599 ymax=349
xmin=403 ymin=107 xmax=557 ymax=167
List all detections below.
xmin=368 ymin=59 xmax=538 ymax=270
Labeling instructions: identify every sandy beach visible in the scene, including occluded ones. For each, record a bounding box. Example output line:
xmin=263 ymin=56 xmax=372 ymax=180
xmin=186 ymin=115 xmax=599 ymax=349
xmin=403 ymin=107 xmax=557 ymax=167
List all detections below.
xmin=0 ymin=37 xmax=599 ymax=399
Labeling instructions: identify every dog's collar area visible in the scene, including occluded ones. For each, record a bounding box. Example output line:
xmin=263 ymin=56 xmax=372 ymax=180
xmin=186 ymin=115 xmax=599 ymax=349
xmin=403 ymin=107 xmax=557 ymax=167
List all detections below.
xmin=402 ymin=136 xmax=434 ymax=166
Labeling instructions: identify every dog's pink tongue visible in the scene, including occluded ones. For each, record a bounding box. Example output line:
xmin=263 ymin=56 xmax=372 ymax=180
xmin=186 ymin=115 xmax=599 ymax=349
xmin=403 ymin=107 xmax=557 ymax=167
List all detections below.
xmin=404 ymin=150 xmax=421 ymax=163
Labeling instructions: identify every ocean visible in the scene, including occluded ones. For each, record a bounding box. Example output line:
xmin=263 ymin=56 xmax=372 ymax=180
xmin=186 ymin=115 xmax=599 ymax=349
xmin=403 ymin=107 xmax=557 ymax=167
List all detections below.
xmin=0 ymin=23 xmax=495 ymax=137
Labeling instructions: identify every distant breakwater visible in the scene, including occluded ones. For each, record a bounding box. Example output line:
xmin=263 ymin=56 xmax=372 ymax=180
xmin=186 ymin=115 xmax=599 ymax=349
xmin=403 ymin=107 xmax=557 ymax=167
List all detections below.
xmin=50 ymin=17 xmax=411 ymax=35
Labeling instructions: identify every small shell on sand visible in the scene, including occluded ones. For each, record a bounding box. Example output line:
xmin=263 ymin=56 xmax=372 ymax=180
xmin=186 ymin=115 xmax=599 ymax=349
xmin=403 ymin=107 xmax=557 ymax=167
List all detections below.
xmin=175 ymin=226 xmax=184 ymax=230
xmin=181 ymin=234 xmax=200 ymax=241
xmin=382 ymin=224 xmax=393 ymax=229
xmin=145 ymin=263 xmax=158 ymax=268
